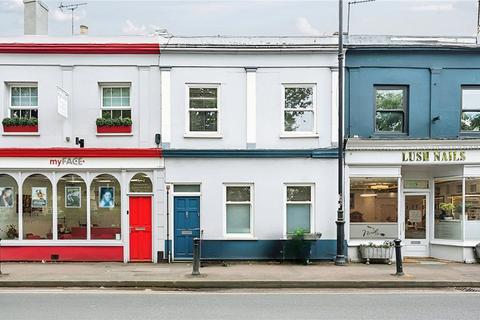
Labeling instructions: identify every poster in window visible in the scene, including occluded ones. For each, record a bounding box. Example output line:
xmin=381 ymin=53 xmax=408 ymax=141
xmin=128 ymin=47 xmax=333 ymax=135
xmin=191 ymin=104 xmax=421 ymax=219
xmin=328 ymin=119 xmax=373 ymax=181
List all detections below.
xmin=31 ymin=187 xmax=47 ymax=208
xmin=0 ymin=187 xmax=14 ymax=208
xmin=99 ymin=186 xmax=114 ymax=208
xmin=65 ymin=186 xmax=81 ymax=208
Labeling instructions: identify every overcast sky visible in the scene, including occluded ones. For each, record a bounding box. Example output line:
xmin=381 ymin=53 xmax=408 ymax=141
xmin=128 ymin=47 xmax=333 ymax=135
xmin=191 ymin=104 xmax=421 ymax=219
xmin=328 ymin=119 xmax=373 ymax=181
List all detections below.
xmin=0 ymin=0 xmax=478 ymax=37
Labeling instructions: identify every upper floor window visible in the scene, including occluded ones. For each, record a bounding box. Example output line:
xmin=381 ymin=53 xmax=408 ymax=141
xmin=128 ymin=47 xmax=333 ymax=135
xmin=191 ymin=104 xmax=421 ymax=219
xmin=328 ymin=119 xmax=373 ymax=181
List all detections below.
xmin=283 ymin=85 xmax=316 ymax=134
xmin=101 ymin=86 xmax=131 ymax=119
xmin=10 ymin=85 xmax=38 ymax=119
xmin=461 ymin=87 xmax=480 ymax=132
xmin=375 ymin=86 xmax=407 ymax=133
xmin=187 ymin=86 xmax=219 ymax=133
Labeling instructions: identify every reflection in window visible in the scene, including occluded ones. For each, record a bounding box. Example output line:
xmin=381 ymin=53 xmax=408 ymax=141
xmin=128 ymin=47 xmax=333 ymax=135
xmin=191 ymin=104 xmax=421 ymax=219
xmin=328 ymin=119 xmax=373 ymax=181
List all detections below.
xmin=10 ymin=86 xmax=39 ymax=119
xmin=349 ymin=178 xmax=398 ymax=239
xmin=226 ymin=186 xmax=251 ymax=234
xmin=129 ymin=173 xmax=153 ymax=193
xmin=375 ymin=86 xmax=407 ymax=133
xmin=101 ymin=86 xmax=131 ymax=119
xmin=464 ymin=178 xmax=480 ymax=240
xmin=283 ymin=86 xmax=315 ymax=133
xmin=188 ymin=87 xmax=218 ymax=132
xmin=90 ymin=174 xmax=121 ymax=240
xmin=461 ymin=87 xmax=480 ymax=131
xmin=286 ymin=185 xmax=312 ymax=234
xmin=23 ymin=174 xmax=53 ymax=240
xmin=57 ymin=174 xmax=87 ymax=240
xmin=0 ymin=174 xmax=19 ymax=239
xmin=434 ymin=180 xmax=463 ymax=240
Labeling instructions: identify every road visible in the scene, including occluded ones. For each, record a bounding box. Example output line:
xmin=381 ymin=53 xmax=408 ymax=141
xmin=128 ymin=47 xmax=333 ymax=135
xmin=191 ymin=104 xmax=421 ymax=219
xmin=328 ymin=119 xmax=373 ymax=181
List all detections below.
xmin=1 ymin=288 xmax=479 ymax=320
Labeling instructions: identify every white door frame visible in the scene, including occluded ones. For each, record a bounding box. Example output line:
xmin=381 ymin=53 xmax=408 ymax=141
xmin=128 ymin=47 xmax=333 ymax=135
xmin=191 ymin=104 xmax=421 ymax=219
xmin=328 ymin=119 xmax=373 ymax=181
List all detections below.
xmin=401 ymin=192 xmax=430 ymax=257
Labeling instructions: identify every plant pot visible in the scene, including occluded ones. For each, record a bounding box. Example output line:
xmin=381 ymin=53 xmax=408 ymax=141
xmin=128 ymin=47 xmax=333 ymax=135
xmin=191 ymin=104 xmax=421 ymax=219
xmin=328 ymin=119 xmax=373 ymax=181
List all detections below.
xmin=359 ymin=246 xmax=394 ymax=264
xmin=97 ymin=125 xmax=131 ymax=134
xmin=284 ymin=239 xmax=313 ymax=264
xmin=3 ymin=124 xmax=38 ymax=133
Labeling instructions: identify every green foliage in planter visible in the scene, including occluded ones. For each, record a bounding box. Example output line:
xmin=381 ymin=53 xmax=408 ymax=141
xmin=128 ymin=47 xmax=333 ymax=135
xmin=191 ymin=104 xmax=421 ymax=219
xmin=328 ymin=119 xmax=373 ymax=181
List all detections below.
xmin=2 ymin=117 xmax=38 ymax=127
xmin=96 ymin=117 xmax=132 ymax=127
xmin=359 ymin=241 xmax=394 ymax=249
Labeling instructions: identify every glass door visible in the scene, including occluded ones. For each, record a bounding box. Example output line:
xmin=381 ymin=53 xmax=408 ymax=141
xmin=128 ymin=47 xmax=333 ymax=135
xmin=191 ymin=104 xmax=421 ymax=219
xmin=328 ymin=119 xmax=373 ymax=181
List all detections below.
xmin=403 ymin=193 xmax=430 ymax=257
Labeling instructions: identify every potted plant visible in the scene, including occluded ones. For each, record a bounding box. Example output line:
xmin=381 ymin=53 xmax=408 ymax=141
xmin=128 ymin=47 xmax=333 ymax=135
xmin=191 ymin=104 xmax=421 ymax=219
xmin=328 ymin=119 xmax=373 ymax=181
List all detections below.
xmin=96 ymin=117 xmax=132 ymax=133
xmin=284 ymin=228 xmax=321 ymax=265
xmin=358 ymin=241 xmax=394 ymax=265
xmin=2 ymin=117 xmax=38 ymax=133
xmin=439 ymin=202 xmax=455 ymax=220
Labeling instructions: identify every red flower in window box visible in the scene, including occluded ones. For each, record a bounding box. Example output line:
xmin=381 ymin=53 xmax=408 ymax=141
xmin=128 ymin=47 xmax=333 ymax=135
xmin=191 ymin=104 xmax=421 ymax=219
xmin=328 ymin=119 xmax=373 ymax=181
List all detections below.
xmin=2 ymin=117 xmax=38 ymax=133
xmin=96 ymin=118 xmax=132 ymax=134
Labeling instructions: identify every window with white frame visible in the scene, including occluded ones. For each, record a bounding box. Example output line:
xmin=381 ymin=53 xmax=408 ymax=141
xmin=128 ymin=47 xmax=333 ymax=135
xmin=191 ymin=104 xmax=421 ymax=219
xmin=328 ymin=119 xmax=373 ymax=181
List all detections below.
xmin=101 ymin=86 xmax=131 ymax=119
xmin=461 ymin=86 xmax=480 ymax=132
xmin=286 ymin=185 xmax=313 ymax=234
xmin=225 ymin=185 xmax=252 ymax=235
xmin=188 ymin=86 xmax=219 ymax=133
xmin=10 ymin=85 xmax=38 ymax=119
xmin=283 ymin=85 xmax=315 ymax=133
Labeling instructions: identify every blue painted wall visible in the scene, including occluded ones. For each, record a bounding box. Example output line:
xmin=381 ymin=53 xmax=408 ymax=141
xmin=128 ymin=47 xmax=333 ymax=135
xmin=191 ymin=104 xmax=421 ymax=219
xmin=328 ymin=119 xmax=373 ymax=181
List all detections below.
xmin=346 ymin=48 xmax=480 ymax=139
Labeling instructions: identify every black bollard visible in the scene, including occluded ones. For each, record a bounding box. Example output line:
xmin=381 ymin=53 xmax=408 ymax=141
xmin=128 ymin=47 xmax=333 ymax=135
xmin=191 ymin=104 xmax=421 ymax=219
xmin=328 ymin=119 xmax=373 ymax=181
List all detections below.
xmin=394 ymin=239 xmax=404 ymax=276
xmin=192 ymin=238 xmax=200 ymax=276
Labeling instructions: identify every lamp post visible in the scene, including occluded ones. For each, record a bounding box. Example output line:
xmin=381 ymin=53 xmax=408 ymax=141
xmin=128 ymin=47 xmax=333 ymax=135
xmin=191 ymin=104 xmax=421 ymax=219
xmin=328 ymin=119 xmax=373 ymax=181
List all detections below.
xmin=335 ymin=0 xmax=347 ymax=266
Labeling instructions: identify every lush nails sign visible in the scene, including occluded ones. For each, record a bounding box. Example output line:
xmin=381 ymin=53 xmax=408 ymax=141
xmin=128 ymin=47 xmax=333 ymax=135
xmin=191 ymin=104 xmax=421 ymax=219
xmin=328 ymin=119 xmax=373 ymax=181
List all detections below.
xmin=402 ymin=151 xmax=466 ymax=163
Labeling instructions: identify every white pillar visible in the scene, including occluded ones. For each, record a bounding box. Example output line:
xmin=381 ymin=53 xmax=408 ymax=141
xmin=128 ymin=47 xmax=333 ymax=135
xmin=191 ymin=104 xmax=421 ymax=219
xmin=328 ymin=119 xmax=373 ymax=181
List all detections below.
xmin=246 ymin=68 xmax=257 ymax=149
xmin=161 ymin=68 xmax=172 ymax=148
xmin=331 ymin=67 xmax=339 ymax=146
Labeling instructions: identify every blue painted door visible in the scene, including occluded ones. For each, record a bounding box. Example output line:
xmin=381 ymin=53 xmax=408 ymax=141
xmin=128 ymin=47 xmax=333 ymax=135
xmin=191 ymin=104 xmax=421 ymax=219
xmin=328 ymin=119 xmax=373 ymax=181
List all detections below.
xmin=174 ymin=197 xmax=200 ymax=260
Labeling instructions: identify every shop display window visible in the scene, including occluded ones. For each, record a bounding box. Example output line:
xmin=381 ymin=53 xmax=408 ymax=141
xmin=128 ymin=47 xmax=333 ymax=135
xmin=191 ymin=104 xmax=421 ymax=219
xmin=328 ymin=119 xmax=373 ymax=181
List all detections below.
xmin=22 ymin=174 xmax=53 ymax=240
xmin=464 ymin=178 xmax=480 ymax=240
xmin=57 ymin=174 xmax=87 ymax=240
xmin=0 ymin=174 xmax=19 ymax=239
xmin=434 ymin=180 xmax=463 ymax=240
xmin=90 ymin=174 xmax=121 ymax=240
xmin=349 ymin=177 xmax=398 ymax=239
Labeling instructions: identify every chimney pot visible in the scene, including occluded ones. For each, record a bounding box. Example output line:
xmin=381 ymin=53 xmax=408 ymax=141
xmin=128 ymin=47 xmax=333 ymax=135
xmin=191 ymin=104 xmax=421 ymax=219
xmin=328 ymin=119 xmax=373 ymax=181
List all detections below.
xmin=23 ymin=0 xmax=49 ymax=35
xmin=80 ymin=25 xmax=88 ymax=35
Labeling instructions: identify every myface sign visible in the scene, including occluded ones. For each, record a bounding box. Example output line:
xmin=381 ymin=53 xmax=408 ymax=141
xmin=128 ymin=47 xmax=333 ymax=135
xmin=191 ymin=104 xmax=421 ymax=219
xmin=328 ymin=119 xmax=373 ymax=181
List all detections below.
xmin=401 ymin=151 xmax=466 ymax=163
xmin=49 ymin=158 xmax=85 ymax=167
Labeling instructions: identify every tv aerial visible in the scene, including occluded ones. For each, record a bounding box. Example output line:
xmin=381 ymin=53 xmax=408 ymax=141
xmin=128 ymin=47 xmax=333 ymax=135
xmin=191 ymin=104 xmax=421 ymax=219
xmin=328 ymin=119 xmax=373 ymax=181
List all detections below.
xmin=58 ymin=2 xmax=88 ymax=35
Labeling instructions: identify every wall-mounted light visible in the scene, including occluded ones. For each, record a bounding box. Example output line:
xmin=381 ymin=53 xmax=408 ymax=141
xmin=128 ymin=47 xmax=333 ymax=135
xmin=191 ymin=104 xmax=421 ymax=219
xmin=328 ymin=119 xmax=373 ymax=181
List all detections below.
xmin=75 ymin=137 xmax=85 ymax=148
xmin=155 ymin=133 xmax=161 ymax=147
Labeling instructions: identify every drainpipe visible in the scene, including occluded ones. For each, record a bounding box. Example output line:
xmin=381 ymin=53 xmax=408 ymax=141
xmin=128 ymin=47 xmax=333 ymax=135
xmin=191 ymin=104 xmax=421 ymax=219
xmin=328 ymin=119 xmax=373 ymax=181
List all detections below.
xmin=166 ymin=185 xmax=171 ymax=263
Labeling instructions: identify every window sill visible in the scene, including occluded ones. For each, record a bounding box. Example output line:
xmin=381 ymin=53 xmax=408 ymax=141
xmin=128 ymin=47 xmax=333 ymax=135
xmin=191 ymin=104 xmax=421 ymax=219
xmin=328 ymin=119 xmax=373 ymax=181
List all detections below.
xmin=96 ymin=133 xmax=134 ymax=137
xmin=224 ymin=235 xmax=257 ymax=240
xmin=280 ymin=133 xmax=319 ymax=139
xmin=0 ymin=240 xmax=124 ymax=246
xmin=184 ymin=133 xmax=223 ymax=139
xmin=2 ymin=132 xmax=40 ymax=136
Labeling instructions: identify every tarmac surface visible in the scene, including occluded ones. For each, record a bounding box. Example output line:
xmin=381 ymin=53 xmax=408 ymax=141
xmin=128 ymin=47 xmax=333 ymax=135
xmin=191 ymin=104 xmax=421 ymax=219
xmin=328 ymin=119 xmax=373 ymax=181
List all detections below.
xmin=0 ymin=259 xmax=479 ymax=288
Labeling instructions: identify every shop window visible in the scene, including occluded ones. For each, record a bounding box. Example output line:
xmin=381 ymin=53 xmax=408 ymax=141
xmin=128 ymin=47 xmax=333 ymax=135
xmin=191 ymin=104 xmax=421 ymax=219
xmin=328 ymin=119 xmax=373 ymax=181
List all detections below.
xmin=90 ymin=174 xmax=121 ymax=240
xmin=283 ymin=85 xmax=316 ymax=133
xmin=461 ymin=87 xmax=480 ymax=132
xmin=0 ymin=174 xmax=19 ymax=240
xmin=225 ymin=185 xmax=252 ymax=235
xmin=464 ymin=178 xmax=480 ymax=240
xmin=22 ymin=174 xmax=53 ymax=240
xmin=10 ymin=85 xmax=38 ymax=119
xmin=434 ymin=180 xmax=463 ymax=240
xmin=187 ymin=86 xmax=219 ymax=133
xmin=57 ymin=174 xmax=87 ymax=240
xmin=375 ymin=86 xmax=407 ymax=133
xmin=129 ymin=173 xmax=153 ymax=193
xmin=286 ymin=185 xmax=313 ymax=234
xmin=349 ymin=178 xmax=398 ymax=239
xmin=101 ymin=86 xmax=131 ymax=119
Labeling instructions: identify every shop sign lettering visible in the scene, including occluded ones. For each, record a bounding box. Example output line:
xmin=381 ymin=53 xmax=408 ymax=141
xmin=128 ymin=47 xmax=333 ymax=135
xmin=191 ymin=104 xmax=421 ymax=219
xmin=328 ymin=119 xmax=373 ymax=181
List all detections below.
xmin=402 ymin=151 xmax=466 ymax=163
xmin=49 ymin=157 xmax=85 ymax=167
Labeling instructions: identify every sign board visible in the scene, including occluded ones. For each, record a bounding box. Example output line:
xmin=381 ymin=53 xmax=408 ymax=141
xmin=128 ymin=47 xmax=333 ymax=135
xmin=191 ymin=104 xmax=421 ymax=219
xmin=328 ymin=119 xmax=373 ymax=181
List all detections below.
xmin=57 ymin=86 xmax=69 ymax=118
xmin=404 ymin=180 xmax=429 ymax=189
xmin=409 ymin=210 xmax=422 ymax=223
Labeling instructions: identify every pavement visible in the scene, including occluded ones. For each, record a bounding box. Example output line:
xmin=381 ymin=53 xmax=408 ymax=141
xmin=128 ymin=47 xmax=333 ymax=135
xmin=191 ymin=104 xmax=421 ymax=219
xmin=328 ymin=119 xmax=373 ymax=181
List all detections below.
xmin=0 ymin=259 xmax=479 ymax=289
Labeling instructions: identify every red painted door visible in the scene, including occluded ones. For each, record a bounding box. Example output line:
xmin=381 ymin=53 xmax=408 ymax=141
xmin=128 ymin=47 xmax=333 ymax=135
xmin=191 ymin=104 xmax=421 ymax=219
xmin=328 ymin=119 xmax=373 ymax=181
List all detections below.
xmin=129 ymin=196 xmax=152 ymax=262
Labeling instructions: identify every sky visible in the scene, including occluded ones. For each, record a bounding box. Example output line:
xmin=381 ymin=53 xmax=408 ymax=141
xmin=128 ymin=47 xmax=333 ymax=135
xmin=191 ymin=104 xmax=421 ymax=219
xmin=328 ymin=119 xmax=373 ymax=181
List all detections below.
xmin=0 ymin=0 xmax=478 ymax=37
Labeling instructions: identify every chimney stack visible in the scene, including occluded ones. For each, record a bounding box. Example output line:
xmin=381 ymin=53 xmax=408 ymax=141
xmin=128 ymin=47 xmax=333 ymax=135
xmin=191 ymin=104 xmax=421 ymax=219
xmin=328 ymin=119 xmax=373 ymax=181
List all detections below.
xmin=23 ymin=0 xmax=48 ymax=35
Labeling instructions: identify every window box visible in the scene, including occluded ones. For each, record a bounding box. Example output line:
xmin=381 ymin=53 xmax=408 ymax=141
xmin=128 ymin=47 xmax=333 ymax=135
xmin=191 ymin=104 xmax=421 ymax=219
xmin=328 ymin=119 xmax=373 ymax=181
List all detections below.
xmin=2 ymin=117 xmax=38 ymax=133
xmin=283 ymin=230 xmax=321 ymax=265
xmin=96 ymin=118 xmax=132 ymax=134
xmin=358 ymin=242 xmax=394 ymax=265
